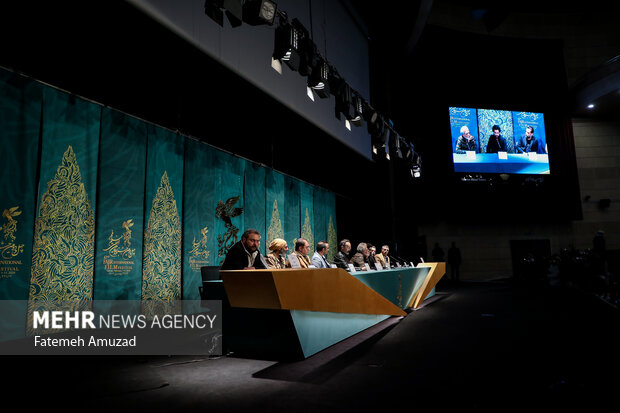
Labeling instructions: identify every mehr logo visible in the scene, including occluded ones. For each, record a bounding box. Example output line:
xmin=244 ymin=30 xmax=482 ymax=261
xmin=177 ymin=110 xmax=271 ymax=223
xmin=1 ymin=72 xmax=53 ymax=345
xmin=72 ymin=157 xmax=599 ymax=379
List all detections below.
xmin=33 ymin=311 xmax=96 ymax=329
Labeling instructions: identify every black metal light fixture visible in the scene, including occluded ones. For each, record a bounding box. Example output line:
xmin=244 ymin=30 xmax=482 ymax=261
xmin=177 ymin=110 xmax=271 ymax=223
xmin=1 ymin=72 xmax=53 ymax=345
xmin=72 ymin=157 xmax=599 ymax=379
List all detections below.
xmin=204 ymin=0 xmax=243 ymax=27
xmin=273 ymin=18 xmax=301 ymax=71
xmin=308 ymin=57 xmax=330 ymax=98
xmin=349 ymin=93 xmax=363 ymax=126
xmin=332 ymin=77 xmax=354 ymax=121
xmin=204 ymin=0 xmax=224 ymax=26
xmin=242 ymin=0 xmax=277 ymax=25
xmin=290 ymin=19 xmax=316 ymax=76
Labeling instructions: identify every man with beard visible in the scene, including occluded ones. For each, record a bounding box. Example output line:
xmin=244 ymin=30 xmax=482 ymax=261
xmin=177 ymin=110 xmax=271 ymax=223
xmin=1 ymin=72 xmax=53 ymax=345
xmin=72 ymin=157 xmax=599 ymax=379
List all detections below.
xmin=221 ymin=229 xmax=267 ymax=270
xmin=486 ymin=125 xmax=507 ymax=153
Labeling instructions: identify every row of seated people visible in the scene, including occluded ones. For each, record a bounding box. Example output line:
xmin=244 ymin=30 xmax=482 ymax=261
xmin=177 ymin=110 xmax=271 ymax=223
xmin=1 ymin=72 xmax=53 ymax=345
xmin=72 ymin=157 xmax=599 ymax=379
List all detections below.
xmin=221 ymin=229 xmax=394 ymax=271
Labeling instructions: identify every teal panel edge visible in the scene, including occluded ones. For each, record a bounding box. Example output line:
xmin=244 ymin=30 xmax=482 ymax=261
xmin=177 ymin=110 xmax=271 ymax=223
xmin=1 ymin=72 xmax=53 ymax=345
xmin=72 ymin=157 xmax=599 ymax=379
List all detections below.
xmin=354 ymin=267 xmax=430 ymax=309
xmin=290 ymin=310 xmax=390 ymax=358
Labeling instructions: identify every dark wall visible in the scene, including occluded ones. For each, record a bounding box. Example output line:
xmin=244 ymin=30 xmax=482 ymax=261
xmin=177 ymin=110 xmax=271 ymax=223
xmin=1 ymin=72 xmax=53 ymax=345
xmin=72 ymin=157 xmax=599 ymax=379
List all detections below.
xmin=385 ymin=25 xmax=582 ymax=225
xmin=0 ymin=1 xmax=389 ymax=246
xmin=0 ymin=3 xmax=583 ymax=260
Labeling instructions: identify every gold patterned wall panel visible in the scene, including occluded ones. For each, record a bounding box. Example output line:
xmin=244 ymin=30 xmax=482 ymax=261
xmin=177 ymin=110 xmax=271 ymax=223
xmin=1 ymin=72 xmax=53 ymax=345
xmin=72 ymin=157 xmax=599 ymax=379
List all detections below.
xmin=26 ymin=146 xmax=95 ymax=333
xmin=301 ymin=208 xmax=314 ymax=253
xmin=142 ymin=171 xmax=182 ymax=303
xmin=267 ymin=199 xmax=284 ymax=246
xmin=327 ymin=215 xmax=337 ymax=261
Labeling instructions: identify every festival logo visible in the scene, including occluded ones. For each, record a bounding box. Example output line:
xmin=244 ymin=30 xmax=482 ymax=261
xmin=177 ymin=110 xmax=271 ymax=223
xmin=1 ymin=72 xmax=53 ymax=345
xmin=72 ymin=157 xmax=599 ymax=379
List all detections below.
xmin=0 ymin=206 xmax=25 ymax=278
xmin=189 ymin=226 xmax=210 ymax=271
xmin=103 ymin=219 xmax=136 ymax=276
xmin=216 ymin=196 xmax=244 ymax=258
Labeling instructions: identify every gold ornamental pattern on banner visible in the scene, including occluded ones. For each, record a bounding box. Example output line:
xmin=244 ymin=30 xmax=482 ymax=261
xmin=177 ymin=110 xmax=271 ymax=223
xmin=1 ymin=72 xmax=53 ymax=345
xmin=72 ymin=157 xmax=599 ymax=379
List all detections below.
xmin=26 ymin=146 xmax=95 ymax=334
xmin=141 ymin=171 xmax=182 ymax=306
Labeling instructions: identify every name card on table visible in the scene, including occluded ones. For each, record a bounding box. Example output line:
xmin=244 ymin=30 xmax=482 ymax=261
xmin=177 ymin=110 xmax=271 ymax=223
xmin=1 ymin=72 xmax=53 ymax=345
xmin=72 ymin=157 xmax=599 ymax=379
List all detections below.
xmin=364 ymin=263 xmax=371 ymax=271
xmin=528 ymin=152 xmax=538 ymax=161
xmin=375 ymin=263 xmax=383 ymax=271
xmin=347 ymin=263 xmax=356 ymax=272
xmin=330 ymin=264 xmax=337 ymax=268
xmin=396 ymin=262 xmax=402 ymax=268
xmin=498 ymin=151 xmax=508 ymax=160
xmin=466 ymin=150 xmax=476 ymax=160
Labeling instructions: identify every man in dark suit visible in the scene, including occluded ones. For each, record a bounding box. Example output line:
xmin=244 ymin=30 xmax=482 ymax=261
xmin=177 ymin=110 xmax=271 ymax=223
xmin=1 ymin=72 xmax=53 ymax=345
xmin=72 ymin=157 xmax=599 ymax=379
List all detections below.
xmin=220 ymin=229 xmax=267 ymax=270
xmin=333 ymin=239 xmax=351 ymax=269
xmin=486 ymin=125 xmax=507 ymax=153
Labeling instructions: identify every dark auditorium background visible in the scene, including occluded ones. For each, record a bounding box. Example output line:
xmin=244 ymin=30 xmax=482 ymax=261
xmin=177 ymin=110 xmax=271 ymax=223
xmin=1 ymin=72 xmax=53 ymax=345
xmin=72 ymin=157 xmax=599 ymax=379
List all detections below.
xmin=1 ymin=0 xmax=620 ymax=409
xmin=2 ymin=1 xmax=619 ymax=278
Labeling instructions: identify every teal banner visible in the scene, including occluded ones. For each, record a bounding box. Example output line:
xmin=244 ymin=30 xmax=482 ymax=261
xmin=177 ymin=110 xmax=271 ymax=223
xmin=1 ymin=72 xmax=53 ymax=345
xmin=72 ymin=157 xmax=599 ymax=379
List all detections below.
xmin=0 ymin=71 xmax=42 ymax=341
xmin=300 ymin=181 xmax=315 ymax=253
xmin=29 ymin=87 xmax=100 ymax=304
xmin=142 ymin=124 xmax=184 ymax=302
xmin=284 ymin=176 xmax=301 ymax=249
xmin=313 ymin=187 xmax=329 ymax=254
xmin=182 ymin=138 xmax=216 ymax=300
xmin=0 ymin=66 xmax=341 ymax=324
xmin=326 ymin=191 xmax=337 ymax=261
xmin=0 ymin=71 xmax=41 ymax=300
xmin=212 ymin=150 xmax=245 ymax=265
xmin=243 ymin=162 xmax=266 ymax=255
xmin=26 ymin=87 xmax=101 ymax=335
xmin=314 ymin=188 xmax=338 ymax=261
xmin=94 ymin=108 xmax=147 ymax=301
xmin=266 ymin=169 xmax=286 ymax=248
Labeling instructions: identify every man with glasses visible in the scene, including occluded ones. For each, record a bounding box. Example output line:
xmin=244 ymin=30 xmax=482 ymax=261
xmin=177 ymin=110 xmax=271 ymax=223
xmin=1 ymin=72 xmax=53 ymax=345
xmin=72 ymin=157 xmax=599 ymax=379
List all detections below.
xmin=455 ymin=125 xmax=477 ymax=153
xmin=286 ymin=238 xmax=312 ymax=268
xmin=375 ymin=245 xmax=391 ymax=268
xmin=333 ymin=239 xmax=352 ymax=269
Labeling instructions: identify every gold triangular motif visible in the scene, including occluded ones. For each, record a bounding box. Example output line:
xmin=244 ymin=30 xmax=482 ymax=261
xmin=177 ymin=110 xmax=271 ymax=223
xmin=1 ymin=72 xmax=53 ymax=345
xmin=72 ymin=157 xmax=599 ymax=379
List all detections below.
xmin=142 ymin=171 xmax=182 ymax=304
xmin=267 ymin=199 xmax=284 ymax=246
xmin=301 ymin=208 xmax=314 ymax=254
xmin=27 ymin=145 xmax=95 ymax=334
xmin=327 ymin=215 xmax=337 ymax=261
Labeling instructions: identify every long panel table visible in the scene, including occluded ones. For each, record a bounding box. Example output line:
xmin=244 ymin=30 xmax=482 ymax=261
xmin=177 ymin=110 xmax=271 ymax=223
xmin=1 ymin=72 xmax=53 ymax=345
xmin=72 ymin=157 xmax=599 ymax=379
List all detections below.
xmin=208 ymin=264 xmax=445 ymax=359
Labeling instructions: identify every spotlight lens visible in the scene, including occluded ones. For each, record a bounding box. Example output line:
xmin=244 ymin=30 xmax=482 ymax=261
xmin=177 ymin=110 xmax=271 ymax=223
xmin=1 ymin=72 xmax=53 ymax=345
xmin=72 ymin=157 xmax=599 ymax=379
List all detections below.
xmin=587 ymin=104 xmax=595 ymax=109
xmin=260 ymin=2 xmax=276 ymax=21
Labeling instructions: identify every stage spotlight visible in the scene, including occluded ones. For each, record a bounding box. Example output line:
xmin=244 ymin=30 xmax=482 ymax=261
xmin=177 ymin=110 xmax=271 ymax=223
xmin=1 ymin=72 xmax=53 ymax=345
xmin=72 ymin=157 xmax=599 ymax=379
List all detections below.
xmin=404 ymin=140 xmax=414 ymax=161
xmin=362 ymin=101 xmax=378 ymax=125
xmin=332 ymin=78 xmax=354 ymax=120
xmin=242 ymin=0 xmax=277 ymax=26
xmin=410 ymin=151 xmax=422 ymax=178
xmin=390 ymin=131 xmax=403 ymax=159
xmin=308 ymin=58 xmax=330 ymax=98
xmin=290 ymin=19 xmax=316 ymax=76
xmin=204 ymin=0 xmax=243 ymax=27
xmin=349 ymin=93 xmax=363 ymax=126
xmin=370 ymin=120 xmax=386 ymax=158
xmin=223 ymin=0 xmax=243 ymax=27
xmin=204 ymin=0 xmax=224 ymax=26
xmin=273 ymin=19 xmax=301 ymax=71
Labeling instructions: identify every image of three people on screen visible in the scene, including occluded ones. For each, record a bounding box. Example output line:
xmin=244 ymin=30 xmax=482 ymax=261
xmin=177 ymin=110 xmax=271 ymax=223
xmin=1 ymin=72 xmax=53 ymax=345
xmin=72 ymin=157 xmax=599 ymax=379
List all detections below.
xmin=455 ymin=125 xmax=546 ymax=154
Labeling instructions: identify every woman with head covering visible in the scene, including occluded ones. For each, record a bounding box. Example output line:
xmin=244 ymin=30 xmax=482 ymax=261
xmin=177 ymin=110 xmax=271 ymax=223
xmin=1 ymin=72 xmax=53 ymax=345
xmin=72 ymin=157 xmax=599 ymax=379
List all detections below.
xmin=265 ymin=238 xmax=288 ymax=269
